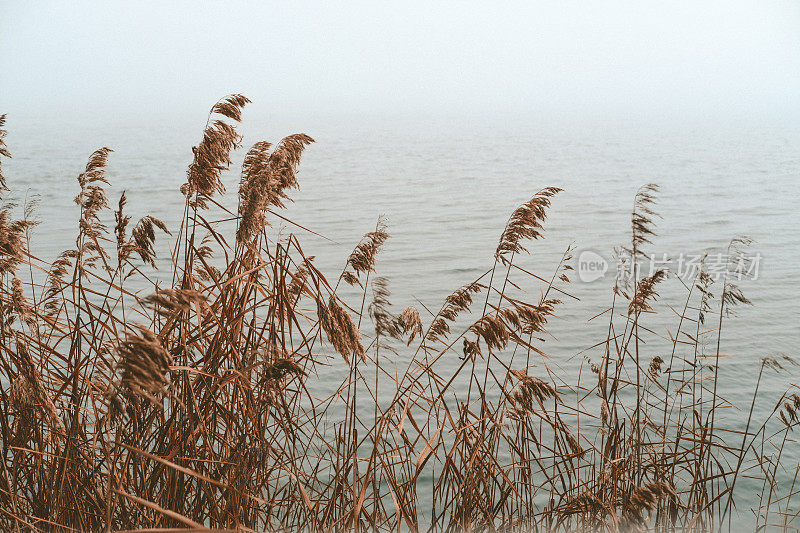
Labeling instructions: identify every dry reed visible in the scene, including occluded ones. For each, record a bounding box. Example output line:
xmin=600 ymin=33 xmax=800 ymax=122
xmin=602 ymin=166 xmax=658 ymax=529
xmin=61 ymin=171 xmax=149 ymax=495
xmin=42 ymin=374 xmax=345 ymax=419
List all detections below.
xmin=0 ymin=98 xmax=797 ymax=533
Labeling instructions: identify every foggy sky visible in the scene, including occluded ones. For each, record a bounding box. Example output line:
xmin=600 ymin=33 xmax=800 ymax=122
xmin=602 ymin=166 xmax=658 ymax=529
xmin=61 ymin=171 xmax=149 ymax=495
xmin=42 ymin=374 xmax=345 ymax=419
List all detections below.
xmin=1 ymin=1 xmax=799 ymax=121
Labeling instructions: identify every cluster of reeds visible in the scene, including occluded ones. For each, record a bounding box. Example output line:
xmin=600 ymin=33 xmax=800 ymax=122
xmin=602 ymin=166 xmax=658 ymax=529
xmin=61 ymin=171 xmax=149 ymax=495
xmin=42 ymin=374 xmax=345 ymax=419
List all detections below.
xmin=0 ymin=100 xmax=798 ymax=532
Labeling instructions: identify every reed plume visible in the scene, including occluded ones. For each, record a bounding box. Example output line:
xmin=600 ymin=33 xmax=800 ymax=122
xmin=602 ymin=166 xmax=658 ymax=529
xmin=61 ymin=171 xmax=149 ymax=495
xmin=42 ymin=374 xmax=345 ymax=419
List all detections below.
xmin=621 ymin=482 xmax=677 ymax=531
xmin=115 ymin=325 xmax=173 ymax=403
xmin=318 ymin=294 xmax=366 ymax=363
xmin=628 ymin=268 xmax=667 ymax=315
xmin=369 ymin=276 xmax=402 ymax=340
xmin=495 ymin=186 xmax=561 ymax=263
xmin=628 ymin=183 xmax=660 ymax=260
xmin=9 ymin=340 xmax=61 ymax=429
xmin=721 ymin=236 xmax=755 ymax=315
xmin=0 ymin=209 xmax=31 ymax=275
xmin=508 ymin=369 xmax=560 ymax=412
xmin=397 ymin=306 xmax=423 ymax=345
xmin=0 ymin=114 xmax=9 ymax=191
xmin=427 ymin=281 xmax=484 ymax=342
xmin=342 ymin=216 xmax=390 ymax=286
xmin=236 ymin=134 xmax=315 ymax=244
xmin=182 ymin=94 xmax=250 ymax=207
xmin=142 ymin=287 xmax=205 ymax=316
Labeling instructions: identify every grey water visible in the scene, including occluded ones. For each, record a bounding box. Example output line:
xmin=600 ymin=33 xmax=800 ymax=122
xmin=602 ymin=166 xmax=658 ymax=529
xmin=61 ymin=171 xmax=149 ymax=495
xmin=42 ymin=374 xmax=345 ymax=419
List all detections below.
xmin=3 ymin=110 xmax=800 ymax=523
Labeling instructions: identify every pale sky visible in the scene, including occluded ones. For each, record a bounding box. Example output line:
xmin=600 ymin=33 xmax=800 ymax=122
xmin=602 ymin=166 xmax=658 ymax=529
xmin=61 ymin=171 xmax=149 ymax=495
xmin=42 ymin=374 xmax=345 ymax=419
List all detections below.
xmin=1 ymin=0 xmax=799 ymax=120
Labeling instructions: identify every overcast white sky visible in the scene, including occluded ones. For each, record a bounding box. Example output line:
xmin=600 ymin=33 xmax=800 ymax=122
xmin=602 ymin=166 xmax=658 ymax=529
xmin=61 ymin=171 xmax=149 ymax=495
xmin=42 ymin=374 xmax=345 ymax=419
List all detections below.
xmin=1 ymin=1 xmax=799 ymax=121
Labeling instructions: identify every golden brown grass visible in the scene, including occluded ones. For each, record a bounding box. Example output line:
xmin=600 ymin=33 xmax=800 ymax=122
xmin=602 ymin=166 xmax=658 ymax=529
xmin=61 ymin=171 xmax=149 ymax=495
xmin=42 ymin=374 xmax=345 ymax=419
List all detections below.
xmin=0 ymin=96 xmax=798 ymax=532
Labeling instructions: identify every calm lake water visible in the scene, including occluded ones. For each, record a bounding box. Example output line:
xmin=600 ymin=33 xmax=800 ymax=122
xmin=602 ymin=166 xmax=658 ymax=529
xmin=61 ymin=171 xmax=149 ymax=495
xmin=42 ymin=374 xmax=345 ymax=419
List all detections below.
xmin=3 ymin=111 xmax=800 ymax=519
